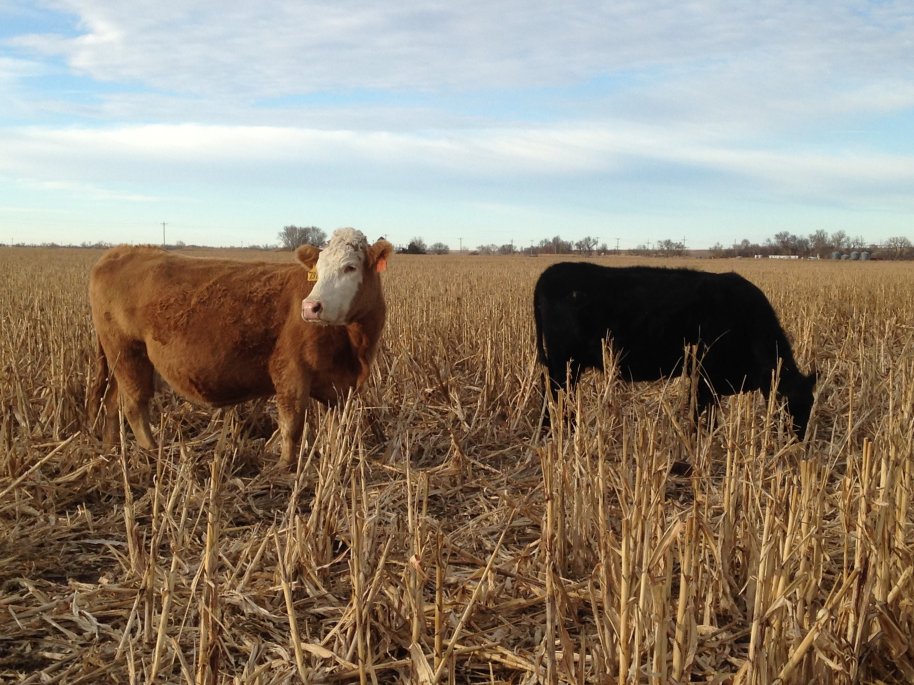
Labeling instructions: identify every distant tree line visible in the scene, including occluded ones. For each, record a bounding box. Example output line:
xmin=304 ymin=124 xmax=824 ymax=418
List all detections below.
xmin=470 ymin=236 xmax=608 ymax=256
xmin=470 ymin=230 xmax=912 ymax=260
xmin=709 ymin=230 xmax=914 ymax=260
xmin=8 ymin=240 xmax=277 ymax=250
xmin=17 ymin=224 xmax=909 ymax=260
xmin=632 ymin=239 xmax=687 ymax=257
xmin=280 ymin=226 xmax=911 ymax=259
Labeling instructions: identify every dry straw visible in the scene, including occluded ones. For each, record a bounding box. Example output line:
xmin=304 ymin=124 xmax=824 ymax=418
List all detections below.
xmin=1 ymin=247 xmax=913 ymax=683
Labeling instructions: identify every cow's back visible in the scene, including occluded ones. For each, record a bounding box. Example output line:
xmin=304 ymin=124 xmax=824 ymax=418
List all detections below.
xmin=606 ymin=268 xmax=790 ymax=383
xmin=89 ymin=247 xmax=302 ymax=406
xmin=535 ymin=263 xmax=793 ymax=381
xmin=90 ymin=247 xmax=171 ymax=339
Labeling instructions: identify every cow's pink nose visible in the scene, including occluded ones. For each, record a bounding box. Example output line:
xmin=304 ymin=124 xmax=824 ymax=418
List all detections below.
xmin=302 ymin=300 xmax=322 ymax=320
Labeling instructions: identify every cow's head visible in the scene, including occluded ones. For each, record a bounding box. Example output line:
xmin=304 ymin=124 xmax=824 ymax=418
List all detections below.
xmin=297 ymin=228 xmax=392 ymax=325
xmin=786 ymin=369 xmax=817 ymax=441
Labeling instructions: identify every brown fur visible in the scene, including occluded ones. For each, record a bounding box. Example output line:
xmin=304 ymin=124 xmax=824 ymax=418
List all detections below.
xmin=88 ymin=240 xmax=392 ymax=465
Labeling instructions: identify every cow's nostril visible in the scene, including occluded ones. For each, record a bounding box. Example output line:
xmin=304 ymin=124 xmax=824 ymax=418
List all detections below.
xmin=302 ymin=300 xmax=322 ymax=318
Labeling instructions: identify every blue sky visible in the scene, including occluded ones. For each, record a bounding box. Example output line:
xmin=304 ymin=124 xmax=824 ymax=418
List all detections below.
xmin=1 ymin=1 xmax=912 ymax=250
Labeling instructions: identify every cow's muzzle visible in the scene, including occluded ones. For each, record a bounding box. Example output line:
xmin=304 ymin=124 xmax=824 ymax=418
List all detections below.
xmin=301 ymin=300 xmax=323 ymax=322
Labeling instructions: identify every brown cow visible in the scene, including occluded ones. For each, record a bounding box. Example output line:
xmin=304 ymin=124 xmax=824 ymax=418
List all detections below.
xmin=88 ymin=227 xmax=393 ymax=466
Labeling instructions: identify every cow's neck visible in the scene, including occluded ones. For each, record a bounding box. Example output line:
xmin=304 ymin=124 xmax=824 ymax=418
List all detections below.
xmin=345 ymin=308 xmax=385 ymax=384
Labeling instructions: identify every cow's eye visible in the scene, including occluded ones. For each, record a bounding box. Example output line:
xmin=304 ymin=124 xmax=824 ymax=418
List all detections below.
xmin=343 ymin=264 xmax=358 ymax=274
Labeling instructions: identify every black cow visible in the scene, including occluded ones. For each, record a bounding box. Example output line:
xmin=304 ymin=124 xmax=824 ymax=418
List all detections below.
xmin=534 ymin=262 xmax=815 ymax=439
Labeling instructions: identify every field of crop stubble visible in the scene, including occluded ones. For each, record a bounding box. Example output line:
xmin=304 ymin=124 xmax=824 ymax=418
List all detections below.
xmin=1 ymin=246 xmax=913 ymax=684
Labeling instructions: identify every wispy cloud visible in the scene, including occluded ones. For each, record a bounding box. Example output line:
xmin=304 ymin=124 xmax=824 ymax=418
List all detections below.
xmin=4 ymin=122 xmax=912 ymax=197
xmin=15 ymin=176 xmax=157 ymax=202
xmin=7 ymin=1 xmax=914 ymax=123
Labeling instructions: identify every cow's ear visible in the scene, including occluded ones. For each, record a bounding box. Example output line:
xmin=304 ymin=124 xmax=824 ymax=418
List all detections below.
xmin=368 ymin=239 xmax=393 ymax=273
xmin=295 ymin=244 xmax=320 ymax=269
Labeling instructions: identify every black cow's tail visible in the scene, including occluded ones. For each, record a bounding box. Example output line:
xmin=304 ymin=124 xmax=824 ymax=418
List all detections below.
xmin=533 ymin=281 xmax=548 ymax=367
xmin=533 ymin=281 xmax=553 ymax=431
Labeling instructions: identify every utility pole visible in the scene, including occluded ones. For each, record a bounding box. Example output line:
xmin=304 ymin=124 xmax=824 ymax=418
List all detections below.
xmin=161 ymin=221 xmax=167 ymax=247
xmin=459 ymin=237 xmax=463 ymax=253
xmin=615 ymin=237 xmax=620 ymax=253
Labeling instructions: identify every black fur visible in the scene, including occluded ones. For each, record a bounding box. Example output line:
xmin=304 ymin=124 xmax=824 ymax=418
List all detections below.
xmin=534 ymin=262 xmax=815 ymax=439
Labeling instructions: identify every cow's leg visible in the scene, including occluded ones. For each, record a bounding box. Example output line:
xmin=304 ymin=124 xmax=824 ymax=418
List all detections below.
xmin=100 ymin=372 xmax=120 ymax=446
xmin=547 ymin=354 xmax=582 ymax=396
xmin=90 ymin=338 xmax=155 ymax=449
xmin=546 ymin=363 xmax=565 ymax=399
xmin=87 ymin=338 xmax=109 ymax=435
xmin=90 ymin=338 xmax=120 ymax=445
xmin=275 ymin=392 xmax=308 ymax=467
xmin=112 ymin=342 xmax=156 ymax=449
xmin=538 ymin=350 xmax=566 ymax=432
xmin=697 ymin=385 xmax=714 ymax=427
xmin=568 ymin=360 xmax=586 ymax=389
xmin=541 ymin=356 xmax=586 ymax=433
xmin=538 ymin=373 xmax=554 ymax=432
xmin=539 ymin=355 xmax=570 ymax=432
xmin=271 ymin=361 xmax=310 ymax=467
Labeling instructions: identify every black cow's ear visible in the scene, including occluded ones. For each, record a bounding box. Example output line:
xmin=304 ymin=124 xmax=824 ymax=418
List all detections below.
xmin=369 ymin=239 xmax=393 ymax=273
xmin=295 ymin=245 xmax=320 ymax=269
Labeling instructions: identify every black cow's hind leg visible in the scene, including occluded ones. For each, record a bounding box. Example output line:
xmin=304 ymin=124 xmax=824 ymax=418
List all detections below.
xmin=694 ymin=382 xmax=717 ymax=433
xmin=540 ymin=357 xmax=583 ymax=433
xmin=538 ymin=373 xmax=554 ymax=432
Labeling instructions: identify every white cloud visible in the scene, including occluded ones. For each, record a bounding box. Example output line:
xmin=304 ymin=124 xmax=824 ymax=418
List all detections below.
xmin=9 ymin=1 xmax=914 ymax=119
xmin=3 ymin=122 xmax=913 ymax=203
xmin=0 ymin=55 xmax=41 ymax=80
xmin=15 ymin=176 xmax=157 ymax=202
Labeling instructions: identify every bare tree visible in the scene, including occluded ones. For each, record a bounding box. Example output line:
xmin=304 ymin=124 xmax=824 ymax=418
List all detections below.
xmin=772 ymin=231 xmax=798 ymax=254
xmin=538 ymin=236 xmax=573 ymax=254
xmin=830 ymin=230 xmax=850 ymax=251
xmin=710 ymin=242 xmax=731 ymax=258
xmin=574 ymin=236 xmax=599 ymax=255
xmin=279 ymin=226 xmax=326 ymax=250
xmin=402 ymin=237 xmax=427 ymax=254
xmin=808 ymin=229 xmax=831 ymax=258
xmin=885 ymin=236 xmax=913 ymax=259
xmin=656 ymin=238 xmax=685 ymax=256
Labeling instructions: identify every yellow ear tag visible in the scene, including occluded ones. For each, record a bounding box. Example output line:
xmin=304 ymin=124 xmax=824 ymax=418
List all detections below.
xmin=307 ymin=269 xmax=318 ymax=282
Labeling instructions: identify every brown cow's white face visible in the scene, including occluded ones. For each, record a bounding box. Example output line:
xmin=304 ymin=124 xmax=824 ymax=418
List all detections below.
xmin=301 ymin=228 xmax=368 ymax=325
